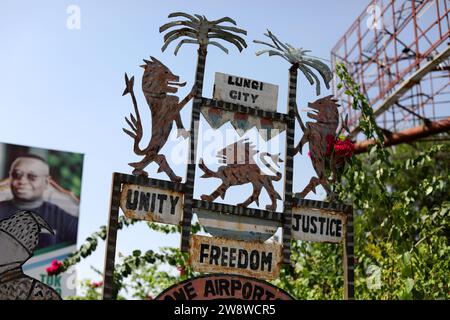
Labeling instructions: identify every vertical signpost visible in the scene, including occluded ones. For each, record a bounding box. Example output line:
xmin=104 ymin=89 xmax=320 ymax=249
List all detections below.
xmin=102 ymin=13 xmax=355 ymax=300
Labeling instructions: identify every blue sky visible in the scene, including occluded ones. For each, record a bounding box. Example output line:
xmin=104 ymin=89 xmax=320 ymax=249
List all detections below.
xmin=0 ymin=0 xmax=369 ymax=294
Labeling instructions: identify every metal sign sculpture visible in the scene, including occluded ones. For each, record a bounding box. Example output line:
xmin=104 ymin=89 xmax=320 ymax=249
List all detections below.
xmin=156 ymin=274 xmax=293 ymax=300
xmin=295 ymin=95 xmax=350 ymax=198
xmin=160 ymin=13 xmax=248 ymax=55
xmin=254 ymin=30 xmax=333 ymax=96
xmin=120 ymin=183 xmax=183 ymax=225
xmin=213 ymin=72 xmax=279 ymax=111
xmin=102 ymin=13 xmax=355 ymax=300
xmin=189 ymin=235 xmax=282 ymax=280
xmin=199 ymin=140 xmax=282 ymax=211
xmin=201 ymin=106 xmax=286 ymax=141
xmin=0 ymin=211 xmax=61 ymax=300
xmin=122 ymin=57 xmax=195 ymax=181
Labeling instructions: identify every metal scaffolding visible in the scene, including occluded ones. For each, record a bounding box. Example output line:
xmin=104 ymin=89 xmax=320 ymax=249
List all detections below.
xmin=331 ymin=0 xmax=450 ymax=148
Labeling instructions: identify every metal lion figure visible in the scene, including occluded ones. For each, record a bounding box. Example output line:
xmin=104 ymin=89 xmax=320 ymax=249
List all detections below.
xmin=0 ymin=210 xmax=61 ymax=300
xmin=294 ymin=95 xmax=350 ymax=199
xmin=122 ymin=56 xmax=196 ymax=182
xmin=199 ymin=140 xmax=283 ymax=211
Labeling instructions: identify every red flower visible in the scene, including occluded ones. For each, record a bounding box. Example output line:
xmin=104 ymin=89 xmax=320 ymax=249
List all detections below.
xmin=325 ymin=134 xmax=355 ymax=159
xmin=334 ymin=139 xmax=355 ymax=158
xmin=91 ymin=281 xmax=104 ymax=289
xmin=46 ymin=259 xmax=64 ymax=275
xmin=177 ymin=266 xmax=186 ymax=276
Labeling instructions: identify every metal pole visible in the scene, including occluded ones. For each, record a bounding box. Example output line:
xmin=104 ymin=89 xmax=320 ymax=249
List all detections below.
xmin=343 ymin=207 xmax=354 ymax=300
xmin=180 ymin=49 xmax=207 ymax=252
xmin=102 ymin=173 xmax=122 ymax=300
xmin=282 ymin=66 xmax=297 ymax=265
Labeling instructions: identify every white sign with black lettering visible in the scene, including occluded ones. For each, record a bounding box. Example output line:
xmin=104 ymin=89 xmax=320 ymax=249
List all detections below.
xmin=291 ymin=207 xmax=347 ymax=243
xmin=213 ymin=72 xmax=278 ymax=111
xmin=120 ymin=184 xmax=183 ymax=226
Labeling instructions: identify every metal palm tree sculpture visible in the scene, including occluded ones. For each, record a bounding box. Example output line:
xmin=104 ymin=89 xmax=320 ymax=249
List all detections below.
xmin=159 ymin=12 xmax=247 ymax=252
xmin=160 ymin=12 xmax=247 ymax=56
xmin=254 ymin=30 xmax=335 ymax=200
xmin=254 ymin=30 xmax=332 ymax=96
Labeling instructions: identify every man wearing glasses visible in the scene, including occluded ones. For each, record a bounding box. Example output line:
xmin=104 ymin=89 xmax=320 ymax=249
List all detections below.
xmin=0 ymin=155 xmax=78 ymax=249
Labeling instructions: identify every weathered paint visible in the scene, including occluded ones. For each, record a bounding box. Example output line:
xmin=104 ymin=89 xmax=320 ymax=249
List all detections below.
xmin=122 ymin=57 xmax=195 ymax=181
xmin=199 ymin=140 xmax=283 ymax=212
xmin=120 ymin=183 xmax=183 ymax=225
xmin=195 ymin=209 xmax=279 ymax=241
xmin=291 ymin=207 xmax=347 ymax=243
xmin=189 ymin=235 xmax=281 ymax=280
xmin=155 ymin=274 xmax=293 ymax=300
xmin=213 ymin=72 xmax=278 ymax=112
xmin=201 ymin=106 xmax=286 ymax=141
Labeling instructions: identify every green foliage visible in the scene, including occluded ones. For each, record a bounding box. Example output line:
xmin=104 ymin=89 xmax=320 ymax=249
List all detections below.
xmin=47 ymin=151 xmax=84 ymax=198
xmin=273 ymin=63 xmax=449 ymax=300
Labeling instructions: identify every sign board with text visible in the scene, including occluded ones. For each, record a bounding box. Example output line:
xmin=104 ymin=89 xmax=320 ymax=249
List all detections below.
xmin=120 ymin=184 xmax=183 ymax=225
xmin=189 ymin=235 xmax=281 ymax=280
xmin=291 ymin=207 xmax=347 ymax=243
xmin=213 ymin=72 xmax=278 ymax=111
xmin=156 ymin=274 xmax=293 ymax=300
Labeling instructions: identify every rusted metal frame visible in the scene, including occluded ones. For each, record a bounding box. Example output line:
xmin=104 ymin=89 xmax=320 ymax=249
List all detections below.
xmin=201 ymin=97 xmax=289 ymax=123
xmin=429 ymin=73 xmax=436 ymax=119
xmin=373 ymin=18 xmax=385 ymax=106
xmin=380 ymin=1 xmax=392 ymax=131
xmin=372 ymin=39 xmax=448 ymax=102
xmin=436 ymin=0 xmax=442 ymax=39
xmin=394 ymin=101 xmax=431 ymax=125
xmin=180 ymin=49 xmax=207 ymax=253
xmin=415 ymin=80 xmax=449 ymax=112
xmin=354 ymin=117 xmax=450 ymax=153
xmin=349 ymin=45 xmax=450 ymax=137
xmin=331 ymin=0 xmax=378 ymax=54
xmin=444 ymin=0 xmax=450 ymax=31
xmin=102 ymin=173 xmax=122 ymax=300
xmin=372 ymin=45 xmax=450 ymax=119
xmin=192 ymin=200 xmax=283 ymax=222
xmin=418 ymin=83 xmax=426 ymax=123
xmin=345 ymin=33 xmax=360 ymax=60
xmin=357 ymin=19 xmax=366 ymax=95
xmin=391 ymin=0 xmax=401 ymax=85
xmin=417 ymin=14 xmax=446 ymax=44
xmin=343 ymin=206 xmax=354 ymax=300
xmin=348 ymin=1 xmax=444 ymax=103
xmin=413 ymin=0 xmax=421 ymax=72
xmin=343 ymin=36 xmax=353 ymax=127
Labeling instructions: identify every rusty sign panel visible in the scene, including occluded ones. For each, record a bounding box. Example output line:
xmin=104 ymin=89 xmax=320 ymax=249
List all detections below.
xmin=213 ymin=72 xmax=278 ymax=112
xmin=120 ymin=183 xmax=183 ymax=225
xmin=155 ymin=274 xmax=293 ymax=300
xmin=189 ymin=235 xmax=281 ymax=280
xmin=291 ymin=207 xmax=347 ymax=243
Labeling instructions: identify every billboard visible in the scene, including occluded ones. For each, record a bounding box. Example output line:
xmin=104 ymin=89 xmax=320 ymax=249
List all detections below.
xmin=0 ymin=142 xmax=83 ymax=297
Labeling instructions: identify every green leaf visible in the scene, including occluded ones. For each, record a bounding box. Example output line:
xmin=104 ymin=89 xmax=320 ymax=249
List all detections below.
xmin=133 ymin=250 xmax=142 ymax=257
xmin=405 ymin=278 xmax=414 ymax=293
